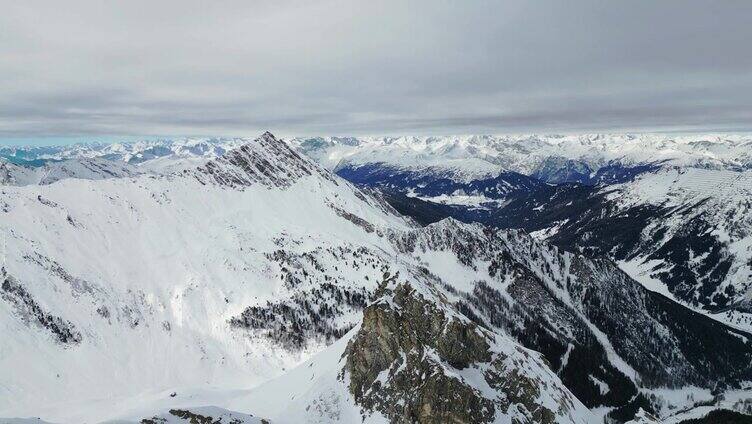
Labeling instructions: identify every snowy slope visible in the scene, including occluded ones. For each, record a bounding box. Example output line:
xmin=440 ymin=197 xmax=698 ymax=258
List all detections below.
xmin=2 ymin=133 xmax=751 ymax=423
xmin=227 ymin=278 xmax=593 ymax=424
xmin=612 ymin=168 xmax=752 ymax=308
xmin=0 ymin=133 xmax=411 ymax=422
xmin=0 ymin=159 xmax=38 ymax=185
xmin=0 ymin=158 xmax=140 ymax=186
xmin=4 ymin=407 xmax=266 ymax=424
xmin=57 ymin=241 xmax=599 ymax=423
xmin=484 ymin=166 xmax=752 ymax=317
xmin=0 ymin=133 xmax=589 ymax=423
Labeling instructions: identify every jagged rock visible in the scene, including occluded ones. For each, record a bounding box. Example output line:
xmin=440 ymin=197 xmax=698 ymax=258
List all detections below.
xmin=343 ymin=279 xmax=590 ymax=424
xmin=1 ymin=269 xmax=82 ymax=345
xmin=138 ymin=406 xmax=268 ymax=424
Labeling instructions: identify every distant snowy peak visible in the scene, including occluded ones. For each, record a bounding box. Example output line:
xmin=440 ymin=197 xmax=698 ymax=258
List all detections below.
xmin=291 ymin=133 xmax=752 ymax=182
xmin=0 ymin=137 xmax=247 ymax=166
xmin=2 ymin=133 xmax=324 ymax=188
xmin=118 ymin=138 xmax=240 ymax=164
xmin=1 ymin=157 xmax=139 ymax=186
xmin=39 ymin=158 xmax=140 ymax=185
xmin=89 ymin=138 xmax=246 ymax=163
xmin=0 ymin=159 xmax=37 ymax=185
xmin=296 ymin=136 xmax=509 ymax=180
xmin=337 ymin=162 xmax=546 ymax=209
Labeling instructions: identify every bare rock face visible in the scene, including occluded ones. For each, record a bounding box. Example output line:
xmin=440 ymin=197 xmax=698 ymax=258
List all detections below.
xmin=1 ymin=268 xmax=82 ymax=345
xmin=343 ymin=276 xmax=588 ymax=424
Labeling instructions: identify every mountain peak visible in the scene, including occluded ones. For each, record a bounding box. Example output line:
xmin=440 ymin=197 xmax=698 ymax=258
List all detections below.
xmin=259 ymin=130 xmax=278 ymax=141
xmin=195 ymin=132 xmax=332 ymax=189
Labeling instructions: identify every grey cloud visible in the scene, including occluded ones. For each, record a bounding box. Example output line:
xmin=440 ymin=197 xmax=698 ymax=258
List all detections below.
xmin=1 ymin=0 xmax=751 ymax=138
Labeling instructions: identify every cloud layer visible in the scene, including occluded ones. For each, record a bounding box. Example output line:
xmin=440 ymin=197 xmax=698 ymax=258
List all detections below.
xmin=2 ymin=0 xmax=751 ymax=138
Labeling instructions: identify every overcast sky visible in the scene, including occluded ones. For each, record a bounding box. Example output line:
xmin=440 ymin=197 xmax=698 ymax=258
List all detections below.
xmin=2 ymin=0 xmax=751 ymax=143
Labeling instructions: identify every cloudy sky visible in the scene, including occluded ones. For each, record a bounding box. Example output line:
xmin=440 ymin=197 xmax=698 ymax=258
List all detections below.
xmin=1 ymin=0 xmax=751 ymax=143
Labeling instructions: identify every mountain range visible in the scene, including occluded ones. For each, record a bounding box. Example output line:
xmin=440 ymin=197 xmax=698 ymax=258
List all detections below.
xmin=1 ymin=133 xmax=751 ymax=423
xmin=293 ymin=135 xmax=752 ymax=327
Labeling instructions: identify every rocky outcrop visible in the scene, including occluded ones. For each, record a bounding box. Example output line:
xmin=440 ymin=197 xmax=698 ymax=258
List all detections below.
xmin=139 ymin=406 xmax=268 ymax=424
xmin=343 ymin=276 xmax=590 ymax=424
xmin=1 ymin=268 xmax=82 ymax=345
xmin=383 ymin=220 xmax=752 ymax=421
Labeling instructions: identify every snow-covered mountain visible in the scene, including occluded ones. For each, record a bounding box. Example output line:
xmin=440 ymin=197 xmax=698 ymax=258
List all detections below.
xmin=1 ymin=157 xmax=140 ymax=186
xmin=0 ymin=133 xmax=404 ymax=421
xmin=0 ymin=133 xmax=587 ymax=423
xmin=443 ymin=167 xmax=752 ymax=320
xmin=292 ymin=134 xmax=752 ymax=183
xmin=2 ymin=133 xmax=752 ymax=423
xmin=0 ymin=138 xmax=247 ymax=174
xmin=0 ymin=160 xmax=38 ymax=185
xmin=291 ymin=134 xmax=752 ymax=326
xmin=6 ymin=133 xmax=751 ymax=184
